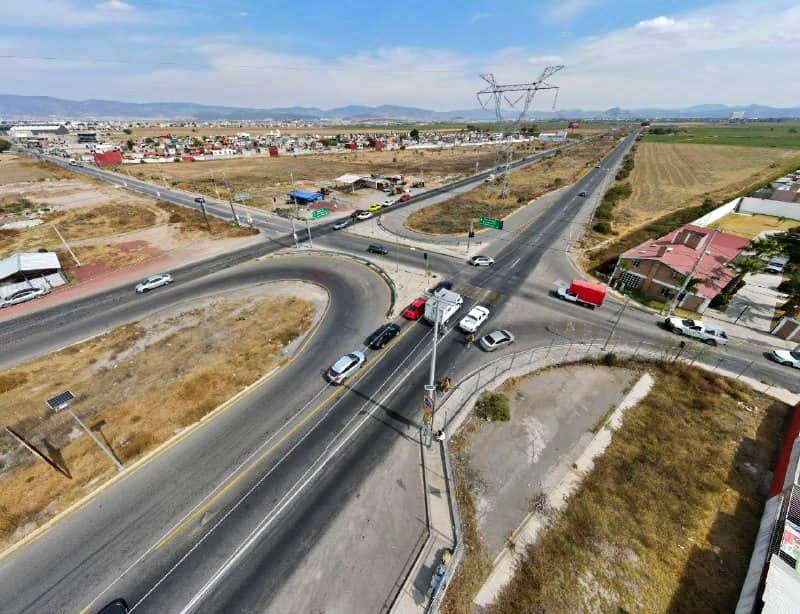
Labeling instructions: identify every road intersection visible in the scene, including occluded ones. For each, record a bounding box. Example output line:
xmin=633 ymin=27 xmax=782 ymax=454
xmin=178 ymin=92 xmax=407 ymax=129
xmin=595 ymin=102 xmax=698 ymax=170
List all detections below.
xmin=2 ymin=130 xmax=798 ymax=612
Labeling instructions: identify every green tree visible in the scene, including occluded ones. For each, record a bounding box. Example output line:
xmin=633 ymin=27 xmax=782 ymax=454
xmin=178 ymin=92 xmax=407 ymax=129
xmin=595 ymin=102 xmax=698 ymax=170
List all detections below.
xmin=751 ymin=236 xmax=781 ymax=258
xmin=409 ymin=128 xmax=420 ymax=140
xmin=123 ymin=128 xmax=133 ymax=135
xmin=191 ymin=137 xmax=204 ymax=148
xmin=728 ymin=256 xmax=764 ymax=286
xmin=0 ymin=138 xmax=11 ymax=152
xmin=780 ymin=274 xmax=800 ymax=317
xmin=126 ymin=139 xmax=135 ymax=151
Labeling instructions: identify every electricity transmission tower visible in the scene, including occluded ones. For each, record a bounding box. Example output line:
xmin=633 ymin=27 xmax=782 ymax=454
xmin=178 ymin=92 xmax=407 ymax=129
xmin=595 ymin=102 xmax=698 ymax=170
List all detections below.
xmin=476 ymin=65 xmax=564 ymax=197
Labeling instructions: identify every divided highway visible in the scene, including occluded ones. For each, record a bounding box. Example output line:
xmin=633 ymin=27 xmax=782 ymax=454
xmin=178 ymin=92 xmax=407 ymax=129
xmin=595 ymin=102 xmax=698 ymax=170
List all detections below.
xmin=3 ymin=130 xmax=796 ymax=612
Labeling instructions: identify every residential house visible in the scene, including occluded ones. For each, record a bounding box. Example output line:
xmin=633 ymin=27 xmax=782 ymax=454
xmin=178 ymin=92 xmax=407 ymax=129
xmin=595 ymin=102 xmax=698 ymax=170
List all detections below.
xmin=611 ymin=223 xmax=749 ymax=313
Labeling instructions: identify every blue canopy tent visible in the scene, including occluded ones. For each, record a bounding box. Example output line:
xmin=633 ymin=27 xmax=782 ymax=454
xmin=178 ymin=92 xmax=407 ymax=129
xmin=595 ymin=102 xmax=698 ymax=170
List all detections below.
xmin=287 ymin=190 xmax=323 ymax=204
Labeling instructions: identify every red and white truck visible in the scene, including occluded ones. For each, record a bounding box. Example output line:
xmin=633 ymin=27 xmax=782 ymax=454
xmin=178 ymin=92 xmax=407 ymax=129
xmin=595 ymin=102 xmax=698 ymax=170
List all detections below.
xmin=557 ymin=279 xmax=606 ymax=309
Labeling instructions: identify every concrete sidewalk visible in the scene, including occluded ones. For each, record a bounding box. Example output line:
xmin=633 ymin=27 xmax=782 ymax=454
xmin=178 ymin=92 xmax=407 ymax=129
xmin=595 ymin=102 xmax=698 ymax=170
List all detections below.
xmin=392 ymin=439 xmax=457 ymax=613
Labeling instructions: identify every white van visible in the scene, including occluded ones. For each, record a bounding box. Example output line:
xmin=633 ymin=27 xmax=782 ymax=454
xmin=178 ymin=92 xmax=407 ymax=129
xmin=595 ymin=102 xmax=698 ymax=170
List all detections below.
xmin=765 ymin=256 xmax=789 ymax=275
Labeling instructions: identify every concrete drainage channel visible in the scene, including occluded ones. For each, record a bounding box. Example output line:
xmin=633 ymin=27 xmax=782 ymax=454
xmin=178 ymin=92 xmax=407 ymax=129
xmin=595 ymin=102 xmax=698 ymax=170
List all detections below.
xmin=391 ymin=339 xmax=800 ymax=613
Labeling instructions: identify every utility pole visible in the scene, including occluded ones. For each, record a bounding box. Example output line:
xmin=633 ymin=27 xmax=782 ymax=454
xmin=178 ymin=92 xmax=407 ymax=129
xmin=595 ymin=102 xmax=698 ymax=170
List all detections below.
xmin=221 ymin=171 xmax=239 ymax=225
xmin=195 ymin=197 xmax=212 ymax=232
xmin=291 ymin=218 xmax=300 ymax=248
xmin=467 ymin=220 xmax=474 ymax=253
xmin=602 ymin=295 xmax=630 ymax=351
xmin=51 ymin=223 xmax=81 ymax=267
xmin=666 ymin=228 xmax=718 ymax=317
xmin=210 ymin=170 xmax=222 ymax=199
xmin=306 ymin=218 xmax=313 ymax=248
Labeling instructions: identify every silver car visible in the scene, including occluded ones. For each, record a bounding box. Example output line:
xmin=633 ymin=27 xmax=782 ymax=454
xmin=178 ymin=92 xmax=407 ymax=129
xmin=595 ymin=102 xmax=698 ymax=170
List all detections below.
xmin=1 ymin=286 xmax=48 ymax=308
xmin=479 ymin=330 xmax=515 ymax=352
xmin=326 ymin=351 xmax=366 ymax=384
xmin=135 ymin=274 xmax=173 ymax=293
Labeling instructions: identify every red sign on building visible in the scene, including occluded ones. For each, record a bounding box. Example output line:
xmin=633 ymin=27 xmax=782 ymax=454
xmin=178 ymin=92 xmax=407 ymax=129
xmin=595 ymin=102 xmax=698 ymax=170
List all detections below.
xmin=93 ymin=150 xmax=123 ymax=166
xmin=268 ymin=145 xmax=279 ymax=157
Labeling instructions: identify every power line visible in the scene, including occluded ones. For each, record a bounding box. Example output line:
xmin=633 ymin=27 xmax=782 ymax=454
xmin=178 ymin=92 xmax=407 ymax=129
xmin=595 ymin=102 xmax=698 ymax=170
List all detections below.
xmin=0 ymin=54 xmax=465 ymax=74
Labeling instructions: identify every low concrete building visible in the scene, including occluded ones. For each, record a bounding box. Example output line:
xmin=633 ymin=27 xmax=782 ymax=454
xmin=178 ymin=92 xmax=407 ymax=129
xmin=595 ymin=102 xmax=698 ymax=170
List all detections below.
xmin=611 ymin=224 xmax=749 ymax=313
xmin=0 ymin=251 xmax=66 ymax=299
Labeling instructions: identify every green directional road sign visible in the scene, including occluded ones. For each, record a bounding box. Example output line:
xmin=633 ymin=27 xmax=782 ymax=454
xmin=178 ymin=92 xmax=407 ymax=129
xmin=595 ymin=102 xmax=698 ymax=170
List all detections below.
xmin=312 ymin=207 xmax=329 ymax=219
xmin=479 ymin=216 xmax=503 ymax=230
xmin=233 ymin=191 xmax=250 ymax=201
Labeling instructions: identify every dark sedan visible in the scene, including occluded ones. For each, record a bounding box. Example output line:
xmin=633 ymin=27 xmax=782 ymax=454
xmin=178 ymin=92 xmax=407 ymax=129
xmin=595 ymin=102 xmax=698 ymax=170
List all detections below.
xmin=366 ymin=323 xmax=401 ymax=349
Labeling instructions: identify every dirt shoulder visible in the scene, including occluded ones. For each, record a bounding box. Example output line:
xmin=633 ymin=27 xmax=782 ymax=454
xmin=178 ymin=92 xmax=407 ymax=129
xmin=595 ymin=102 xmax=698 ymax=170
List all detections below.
xmin=406 ymin=136 xmax=617 ymax=235
xmin=0 ymin=281 xmax=325 ymax=549
xmin=487 ymin=361 xmax=788 ymax=613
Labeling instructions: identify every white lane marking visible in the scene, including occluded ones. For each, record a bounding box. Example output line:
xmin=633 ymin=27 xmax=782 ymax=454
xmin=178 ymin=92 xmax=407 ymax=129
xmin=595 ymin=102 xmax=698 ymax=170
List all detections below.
xmin=175 ymin=329 xmax=445 ymax=613
xmin=510 ymin=257 xmax=521 ymax=268
xmin=131 ymin=327 xmax=440 ymax=612
xmin=82 ymin=376 xmax=337 ymax=611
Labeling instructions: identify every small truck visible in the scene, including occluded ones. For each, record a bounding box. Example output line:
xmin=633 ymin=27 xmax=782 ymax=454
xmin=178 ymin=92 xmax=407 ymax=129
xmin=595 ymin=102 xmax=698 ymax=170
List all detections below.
xmin=556 ymin=279 xmax=607 ymax=309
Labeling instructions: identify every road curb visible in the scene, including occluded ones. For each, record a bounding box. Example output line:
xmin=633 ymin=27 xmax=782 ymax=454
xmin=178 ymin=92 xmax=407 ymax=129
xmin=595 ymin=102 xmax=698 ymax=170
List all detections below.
xmin=0 ymin=281 xmax=332 ymax=563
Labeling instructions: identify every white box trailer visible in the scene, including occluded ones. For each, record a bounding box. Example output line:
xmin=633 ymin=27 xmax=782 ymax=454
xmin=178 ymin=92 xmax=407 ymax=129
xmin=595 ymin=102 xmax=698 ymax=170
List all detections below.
xmin=423 ymin=289 xmax=463 ymax=325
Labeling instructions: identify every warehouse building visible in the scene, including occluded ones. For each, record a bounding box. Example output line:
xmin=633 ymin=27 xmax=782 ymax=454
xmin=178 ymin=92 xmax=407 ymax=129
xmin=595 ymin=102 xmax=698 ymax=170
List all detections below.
xmin=0 ymin=252 xmax=66 ymax=299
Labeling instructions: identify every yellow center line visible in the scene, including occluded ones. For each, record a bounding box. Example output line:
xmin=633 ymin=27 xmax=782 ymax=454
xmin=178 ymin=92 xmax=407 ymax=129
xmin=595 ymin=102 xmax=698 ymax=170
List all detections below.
xmin=154 ymin=320 xmax=420 ymax=549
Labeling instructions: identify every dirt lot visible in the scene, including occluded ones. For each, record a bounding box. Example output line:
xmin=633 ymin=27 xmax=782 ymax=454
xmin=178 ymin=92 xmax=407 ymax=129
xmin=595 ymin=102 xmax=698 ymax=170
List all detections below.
xmin=124 ymin=142 xmax=553 ymax=210
xmin=0 ymin=282 xmax=323 ymax=548
xmin=406 ymin=136 xmax=616 ymax=235
xmin=0 ymin=156 xmax=255 ymax=280
xmin=481 ymin=361 xmax=789 ymax=614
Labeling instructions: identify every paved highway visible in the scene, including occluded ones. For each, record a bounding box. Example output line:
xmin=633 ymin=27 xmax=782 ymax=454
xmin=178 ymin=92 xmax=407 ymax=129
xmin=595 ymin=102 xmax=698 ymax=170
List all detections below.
xmin=3 ymin=130 xmax=798 ymax=613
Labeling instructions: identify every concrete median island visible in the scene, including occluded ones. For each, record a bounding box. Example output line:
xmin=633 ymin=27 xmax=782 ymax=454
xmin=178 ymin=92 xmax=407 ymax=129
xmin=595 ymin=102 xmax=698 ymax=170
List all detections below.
xmin=0 ymin=281 xmax=325 ymax=550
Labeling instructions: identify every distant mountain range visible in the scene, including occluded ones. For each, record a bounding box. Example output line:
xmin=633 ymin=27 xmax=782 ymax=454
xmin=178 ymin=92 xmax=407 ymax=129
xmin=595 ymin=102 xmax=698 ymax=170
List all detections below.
xmin=1 ymin=94 xmax=799 ymax=121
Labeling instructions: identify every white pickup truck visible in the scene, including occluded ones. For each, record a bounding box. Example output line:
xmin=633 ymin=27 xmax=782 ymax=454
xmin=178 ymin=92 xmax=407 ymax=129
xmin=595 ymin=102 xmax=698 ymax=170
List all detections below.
xmin=664 ymin=317 xmax=729 ymax=346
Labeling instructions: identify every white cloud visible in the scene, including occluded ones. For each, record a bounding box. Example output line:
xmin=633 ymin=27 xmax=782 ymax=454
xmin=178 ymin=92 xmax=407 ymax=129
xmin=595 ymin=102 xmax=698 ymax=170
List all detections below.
xmin=528 ymin=54 xmax=564 ymax=65
xmin=0 ymin=0 xmax=139 ymax=27
xmin=470 ymin=12 xmax=492 ymax=24
xmin=97 ymin=0 xmax=133 ymax=12
xmin=547 ymin=0 xmax=597 ymax=22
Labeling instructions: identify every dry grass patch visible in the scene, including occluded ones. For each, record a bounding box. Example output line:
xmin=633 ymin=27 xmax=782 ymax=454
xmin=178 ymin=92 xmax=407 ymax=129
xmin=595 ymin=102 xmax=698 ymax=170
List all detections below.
xmin=406 ymin=137 xmax=616 ymax=235
xmin=489 ymin=362 xmax=788 ymax=614
xmin=124 ymin=143 xmax=552 ymax=211
xmin=0 ymin=290 xmax=317 ymax=548
xmin=0 ymin=203 xmax=159 ymax=256
xmin=714 ymin=213 xmax=799 ymax=239
xmin=154 ymin=200 xmax=258 ymax=237
xmin=0 ymin=153 xmax=73 ymax=185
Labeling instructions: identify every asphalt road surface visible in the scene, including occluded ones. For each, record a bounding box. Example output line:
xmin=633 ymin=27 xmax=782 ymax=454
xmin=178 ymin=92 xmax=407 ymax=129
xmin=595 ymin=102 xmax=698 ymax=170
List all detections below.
xmin=3 ymin=129 xmax=798 ymax=613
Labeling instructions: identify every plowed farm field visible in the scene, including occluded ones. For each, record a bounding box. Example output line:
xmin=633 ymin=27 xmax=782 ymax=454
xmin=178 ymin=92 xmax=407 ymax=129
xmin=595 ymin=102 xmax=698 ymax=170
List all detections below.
xmin=614 ymin=142 xmax=800 ymax=235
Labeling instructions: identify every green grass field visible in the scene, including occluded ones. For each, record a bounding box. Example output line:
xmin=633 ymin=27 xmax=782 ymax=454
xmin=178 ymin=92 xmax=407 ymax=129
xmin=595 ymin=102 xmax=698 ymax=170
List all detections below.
xmin=643 ymin=121 xmax=800 ymax=149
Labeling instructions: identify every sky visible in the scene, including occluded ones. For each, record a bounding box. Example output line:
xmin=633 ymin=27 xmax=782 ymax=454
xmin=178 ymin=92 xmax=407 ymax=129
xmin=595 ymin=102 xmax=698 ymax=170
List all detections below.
xmin=0 ymin=0 xmax=798 ymax=111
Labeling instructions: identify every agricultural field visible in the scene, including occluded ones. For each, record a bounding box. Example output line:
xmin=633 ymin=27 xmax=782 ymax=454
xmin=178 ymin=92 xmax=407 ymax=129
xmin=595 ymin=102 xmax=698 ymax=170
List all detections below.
xmin=643 ymin=121 xmax=800 ymax=149
xmin=613 ymin=142 xmax=800 ymax=235
xmin=124 ymin=141 xmax=555 ymax=210
xmin=0 ymin=153 xmax=74 ymax=184
xmin=0 ymin=282 xmax=321 ymax=548
xmin=406 ymin=136 xmax=616 ymax=234
xmin=714 ymin=213 xmax=799 ymax=239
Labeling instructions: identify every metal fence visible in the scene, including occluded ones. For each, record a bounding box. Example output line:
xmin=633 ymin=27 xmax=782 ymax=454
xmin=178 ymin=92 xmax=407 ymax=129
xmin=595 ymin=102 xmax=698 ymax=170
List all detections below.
xmin=427 ymin=337 xmax=794 ymax=611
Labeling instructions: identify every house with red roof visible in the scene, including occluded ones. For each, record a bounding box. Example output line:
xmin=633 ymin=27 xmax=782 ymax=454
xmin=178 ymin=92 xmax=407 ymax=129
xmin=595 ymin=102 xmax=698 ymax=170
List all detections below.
xmin=610 ymin=223 xmax=750 ymax=313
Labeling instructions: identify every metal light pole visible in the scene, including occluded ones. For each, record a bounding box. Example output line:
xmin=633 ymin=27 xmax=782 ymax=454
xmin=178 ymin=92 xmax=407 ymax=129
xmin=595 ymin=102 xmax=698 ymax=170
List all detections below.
xmin=291 ymin=218 xmax=300 ymax=248
xmin=306 ymin=218 xmax=313 ymax=247
xmin=46 ymin=391 xmax=123 ymax=472
xmin=602 ymin=295 xmax=630 ymax=351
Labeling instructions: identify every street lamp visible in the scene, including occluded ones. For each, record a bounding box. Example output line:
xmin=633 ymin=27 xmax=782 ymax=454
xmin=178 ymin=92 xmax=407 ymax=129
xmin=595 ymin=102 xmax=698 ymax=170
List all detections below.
xmin=46 ymin=390 xmax=124 ymax=471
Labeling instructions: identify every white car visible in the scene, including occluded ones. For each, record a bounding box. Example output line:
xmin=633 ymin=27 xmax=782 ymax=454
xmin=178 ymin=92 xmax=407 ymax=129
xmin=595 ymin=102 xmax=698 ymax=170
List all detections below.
xmin=354 ymin=210 xmax=373 ymax=220
xmin=769 ymin=349 xmax=800 ymax=368
xmin=664 ymin=317 xmax=729 ymax=346
xmin=381 ymin=199 xmax=394 ymax=207
xmin=459 ymin=305 xmax=490 ymax=334
xmin=469 ymin=255 xmax=495 ymax=267
xmin=1 ymin=286 xmax=48 ymax=308
xmin=326 ymin=351 xmax=366 ymax=384
xmin=135 ymin=273 xmax=173 ymax=293
xmin=479 ymin=329 xmax=515 ymax=352
xmin=332 ymin=219 xmax=349 ymax=230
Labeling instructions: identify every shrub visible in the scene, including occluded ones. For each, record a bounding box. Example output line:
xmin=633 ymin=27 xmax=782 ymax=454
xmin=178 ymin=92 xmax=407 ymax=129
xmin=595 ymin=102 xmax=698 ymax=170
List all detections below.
xmin=475 ymin=390 xmax=511 ymax=422
xmin=593 ymin=221 xmax=613 ymax=234
xmin=601 ymin=352 xmax=619 ymax=366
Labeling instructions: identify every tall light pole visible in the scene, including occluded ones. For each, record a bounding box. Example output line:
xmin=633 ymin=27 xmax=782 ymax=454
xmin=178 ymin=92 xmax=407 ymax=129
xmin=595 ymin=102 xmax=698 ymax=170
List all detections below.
xmin=422 ymin=291 xmax=460 ymax=445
